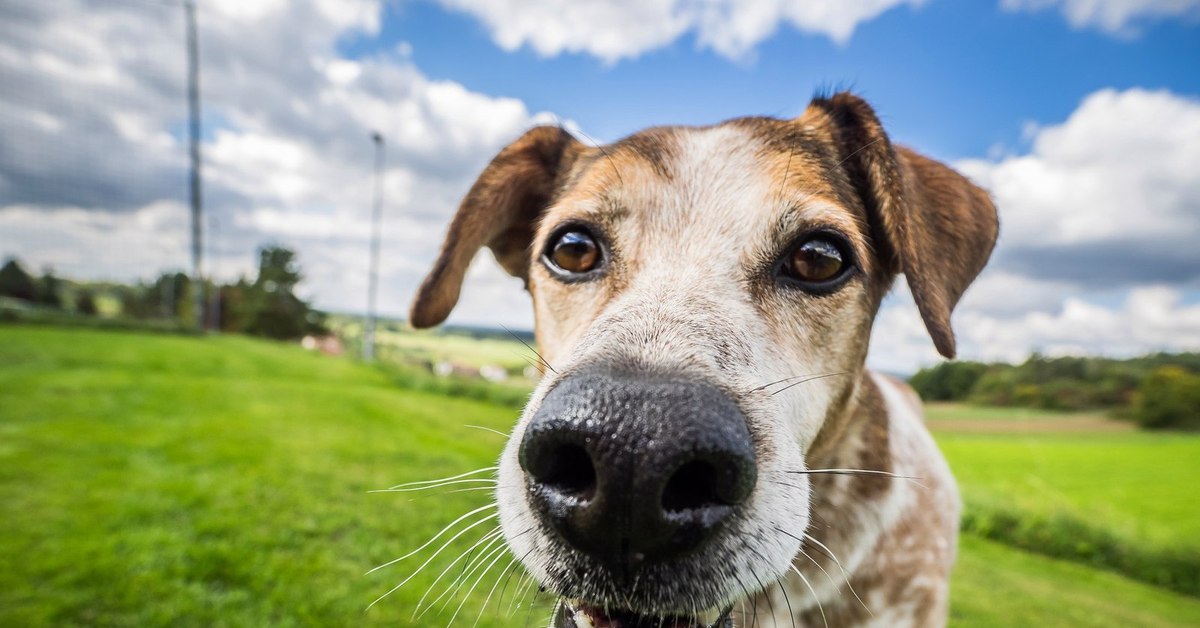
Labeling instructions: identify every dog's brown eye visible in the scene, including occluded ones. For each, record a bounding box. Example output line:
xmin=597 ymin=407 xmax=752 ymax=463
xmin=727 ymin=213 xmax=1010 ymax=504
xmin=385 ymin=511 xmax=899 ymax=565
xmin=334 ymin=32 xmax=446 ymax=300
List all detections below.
xmin=786 ymin=238 xmax=845 ymax=283
xmin=548 ymin=230 xmax=600 ymax=274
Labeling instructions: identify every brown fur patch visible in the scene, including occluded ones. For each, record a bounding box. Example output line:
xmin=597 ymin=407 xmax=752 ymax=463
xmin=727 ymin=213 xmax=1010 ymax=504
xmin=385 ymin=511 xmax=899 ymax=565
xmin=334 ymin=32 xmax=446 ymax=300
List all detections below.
xmin=802 ymin=93 xmax=999 ymax=357
xmin=408 ymin=125 xmax=583 ymax=328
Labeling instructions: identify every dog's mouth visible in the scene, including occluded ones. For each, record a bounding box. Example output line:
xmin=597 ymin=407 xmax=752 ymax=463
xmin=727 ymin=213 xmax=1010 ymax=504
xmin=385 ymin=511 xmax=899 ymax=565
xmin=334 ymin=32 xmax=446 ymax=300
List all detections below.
xmin=555 ymin=600 xmax=735 ymax=628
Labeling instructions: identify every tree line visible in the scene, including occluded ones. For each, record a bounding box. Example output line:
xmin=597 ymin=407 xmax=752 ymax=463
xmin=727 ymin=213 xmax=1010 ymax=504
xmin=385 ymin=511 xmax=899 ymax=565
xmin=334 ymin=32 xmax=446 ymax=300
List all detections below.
xmin=0 ymin=245 xmax=327 ymax=341
xmin=909 ymin=353 xmax=1200 ymax=431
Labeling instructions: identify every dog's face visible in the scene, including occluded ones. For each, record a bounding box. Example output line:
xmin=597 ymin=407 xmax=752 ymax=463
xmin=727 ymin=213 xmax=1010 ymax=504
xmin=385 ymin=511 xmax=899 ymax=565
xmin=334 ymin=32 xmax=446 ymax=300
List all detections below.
xmin=410 ymin=93 xmax=997 ymax=627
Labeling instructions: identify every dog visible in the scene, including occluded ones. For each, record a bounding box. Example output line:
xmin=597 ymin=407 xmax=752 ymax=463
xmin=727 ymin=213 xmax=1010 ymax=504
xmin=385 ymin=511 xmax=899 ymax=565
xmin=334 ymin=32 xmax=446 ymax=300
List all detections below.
xmin=408 ymin=91 xmax=998 ymax=627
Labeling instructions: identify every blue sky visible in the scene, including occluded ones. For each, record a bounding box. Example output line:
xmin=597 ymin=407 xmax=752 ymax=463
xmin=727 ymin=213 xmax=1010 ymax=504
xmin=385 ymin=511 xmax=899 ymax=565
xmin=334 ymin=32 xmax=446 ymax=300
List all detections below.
xmin=341 ymin=1 xmax=1200 ymax=159
xmin=1 ymin=0 xmax=1198 ymax=371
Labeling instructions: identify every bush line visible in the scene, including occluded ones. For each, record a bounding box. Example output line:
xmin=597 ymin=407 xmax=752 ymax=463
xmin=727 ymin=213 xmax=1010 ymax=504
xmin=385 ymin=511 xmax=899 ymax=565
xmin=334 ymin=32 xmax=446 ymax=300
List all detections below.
xmin=961 ymin=503 xmax=1200 ymax=597
xmin=377 ymin=363 xmax=531 ymax=409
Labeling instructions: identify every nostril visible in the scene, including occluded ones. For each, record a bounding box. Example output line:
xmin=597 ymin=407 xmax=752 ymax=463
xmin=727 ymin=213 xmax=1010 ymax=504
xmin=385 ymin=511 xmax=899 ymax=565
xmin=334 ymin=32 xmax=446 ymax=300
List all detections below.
xmin=538 ymin=444 xmax=597 ymax=500
xmin=661 ymin=460 xmax=722 ymax=513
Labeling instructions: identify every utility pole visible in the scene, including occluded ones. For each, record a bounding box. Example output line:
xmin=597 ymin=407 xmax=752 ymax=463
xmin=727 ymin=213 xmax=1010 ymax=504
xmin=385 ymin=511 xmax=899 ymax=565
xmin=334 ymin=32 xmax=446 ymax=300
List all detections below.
xmin=362 ymin=132 xmax=385 ymax=361
xmin=184 ymin=0 xmax=204 ymax=330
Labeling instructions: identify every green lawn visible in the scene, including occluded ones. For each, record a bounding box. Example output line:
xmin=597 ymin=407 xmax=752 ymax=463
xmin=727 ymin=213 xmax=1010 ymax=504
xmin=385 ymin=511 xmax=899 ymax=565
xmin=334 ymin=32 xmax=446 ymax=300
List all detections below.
xmin=0 ymin=326 xmax=543 ymax=627
xmin=939 ymin=431 xmax=1200 ymax=550
xmin=953 ymin=536 xmax=1200 ymax=627
xmin=1 ymin=325 xmax=1198 ymax=626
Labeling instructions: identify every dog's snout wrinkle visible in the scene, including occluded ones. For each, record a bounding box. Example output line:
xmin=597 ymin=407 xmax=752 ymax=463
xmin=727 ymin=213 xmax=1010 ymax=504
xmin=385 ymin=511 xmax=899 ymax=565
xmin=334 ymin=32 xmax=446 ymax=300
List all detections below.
xmin=520 ymin=370 xmax=757 ymax=570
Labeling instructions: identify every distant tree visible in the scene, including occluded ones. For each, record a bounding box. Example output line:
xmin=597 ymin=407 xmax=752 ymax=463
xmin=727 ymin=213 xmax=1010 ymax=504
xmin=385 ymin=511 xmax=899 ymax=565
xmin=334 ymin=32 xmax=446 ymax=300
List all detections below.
xmin=0 ymin=258 xmax=37 ymax=301
xmin=119 ymin=272 xmax=189 ymax=319
xmin=217 ymin=281 xmax=250 ymax=333
xmin=151 ymin=272 xmax=189 ymax=319
xmin=241 ymin=245 xmax=326 ymax=340
xmin=76 ymin=289 xmax=99 ymax=316
xmin=36 ymin=269 xmax=63 ymax=308
xmin=909 ymin=361 xmax=989 ymax=401
xmin=1133 ymin=366 xmax=1200 ymax=431
xmin=254 ymin=246 xmax=302 ymax=294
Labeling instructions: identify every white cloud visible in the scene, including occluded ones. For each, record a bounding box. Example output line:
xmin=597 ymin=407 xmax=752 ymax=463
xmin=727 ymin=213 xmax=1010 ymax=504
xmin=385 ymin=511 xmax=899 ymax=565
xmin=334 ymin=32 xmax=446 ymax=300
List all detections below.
xmin=0 ymin=0 xmax=547 ymax=326
xmin=963 ymin=286 xmax=1200 ymax=360
xmin=0 ymin=202 xmax=192 ymax=280
xmin=435 ymin=0 xmax=923 ymax=62
xmin=956 ymin=88 xmax=1200 ymax=287
xmin=872 ymin=86 xmax=1200 ymax=372
xmin=1001 ymin=0 xmax=1200 ymax=35
xmin=869 ymin=282 xmax=1200 ymax=374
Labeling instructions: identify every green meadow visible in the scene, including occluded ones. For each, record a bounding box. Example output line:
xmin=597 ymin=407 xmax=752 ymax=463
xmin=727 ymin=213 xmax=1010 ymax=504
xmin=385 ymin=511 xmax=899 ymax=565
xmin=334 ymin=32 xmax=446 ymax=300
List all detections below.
xmin=2 ymin=325 xmax=1198 ymax=627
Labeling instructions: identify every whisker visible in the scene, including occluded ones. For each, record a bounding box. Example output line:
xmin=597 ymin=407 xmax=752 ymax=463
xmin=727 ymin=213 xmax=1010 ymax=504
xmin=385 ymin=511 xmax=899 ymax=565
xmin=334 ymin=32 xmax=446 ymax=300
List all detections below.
xmin=778 ymin=579 xmax=796 ymax=628
xmin=446 ymin=540 xmax=514 ymax=626
xmin=746 ymin=575 xmax=761 ymax=628
xmin=369 ymin=478 xmax=497 ymax=494
xmin=385 ymin=466 xmax=498 ymax=490
xmin=770 ymin=480 xmax=808 ymax=492
xmin=521 ymin=583 xmax=545 ymax=628
xmin=801 ymin=534 xmax=871 ymax=616
xmin=746 ymin=371 xmax=849 ymax=394
xmin=510 ymin=565 xmax=540 ymax=616
xmin=742 ymin=544 xmax=776 ymax=628
xmin=413 ymin=529 xmax=504 ymax=618
xmin=775 ymin=146 xmax=796 ymax=210
xmin=837 ymin=137 xmax=884 ymax=167
xmin=570 ymin=125 xmax=626 ymax=190
xmin=729 ymin=574 xmax=754 ymax=628
xmin=789 ymin=564 xmax=828 ymax=628
xmin=788 ymin=468 xmax=926 ymax=488
xmin=502 ymin=324 xmax=558 ymax=375
xmin=474 ymin=553 xmax=520 ymax=627
xmin=774 ymin=526 xmax=869 ymax=615
xmin=429 ymin=534 xmax=508 ymax=618
xmin=443 ymin=486 xmax=501 ymax=495
xmin=464 ymin=424 xmax=510 ymax=438
xmin=770 ymin=372 xmax=851 ymax=396
xmin=542 ymin=597 xmax=564 ymax=628
xmin=367 ymin=504 xmax=497 ymax=575
xmin=367 ymin=516 xmax=494 ymax=609
xmin=497 ymin=547 xmax=535 ymax=615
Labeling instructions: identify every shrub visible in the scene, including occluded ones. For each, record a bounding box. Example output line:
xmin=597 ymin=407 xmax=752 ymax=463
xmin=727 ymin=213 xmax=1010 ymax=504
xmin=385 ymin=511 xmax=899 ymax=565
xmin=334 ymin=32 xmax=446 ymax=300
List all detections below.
xmin=1132 ymin=366 xmax=1200 ymax=431
xmin=909 ymin=361 xmax=989 ymax=401
xmin=0 ymin=258 xmax=36 ymax=302
xmin=75 ymin=290 xmax=99 ymax=316
xmin=961 ymin=502 xmax=1200 ymax=597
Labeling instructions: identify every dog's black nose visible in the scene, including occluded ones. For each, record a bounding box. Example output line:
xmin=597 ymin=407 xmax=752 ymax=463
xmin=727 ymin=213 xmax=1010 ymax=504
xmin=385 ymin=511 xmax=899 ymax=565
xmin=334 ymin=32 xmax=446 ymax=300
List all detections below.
xmin=520 ymin=370 xmax=756 ymax=567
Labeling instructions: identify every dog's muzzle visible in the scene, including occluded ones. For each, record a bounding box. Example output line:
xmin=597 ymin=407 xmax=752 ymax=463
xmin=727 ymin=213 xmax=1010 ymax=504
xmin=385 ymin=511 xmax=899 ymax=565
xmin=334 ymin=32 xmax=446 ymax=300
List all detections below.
xmin=520 ymin=368 xmax=757 ymax=582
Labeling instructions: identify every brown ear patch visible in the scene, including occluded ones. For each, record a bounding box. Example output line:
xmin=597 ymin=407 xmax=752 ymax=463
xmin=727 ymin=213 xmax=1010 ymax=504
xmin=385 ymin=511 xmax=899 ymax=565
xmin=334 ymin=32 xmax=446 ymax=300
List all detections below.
xmin=894 ymin=146 xmax=1000 ymax=357
xmin=804 ymin=92 xmax=999 ymax=358
xmin=408 ymin=126 xmax=584 ymax=329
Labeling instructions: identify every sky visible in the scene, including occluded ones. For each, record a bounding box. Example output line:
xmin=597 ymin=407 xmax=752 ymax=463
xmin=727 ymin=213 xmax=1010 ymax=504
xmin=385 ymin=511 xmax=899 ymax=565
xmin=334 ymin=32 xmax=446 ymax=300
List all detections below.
xmin=1 ymin=0 xmax=1198 ymax=373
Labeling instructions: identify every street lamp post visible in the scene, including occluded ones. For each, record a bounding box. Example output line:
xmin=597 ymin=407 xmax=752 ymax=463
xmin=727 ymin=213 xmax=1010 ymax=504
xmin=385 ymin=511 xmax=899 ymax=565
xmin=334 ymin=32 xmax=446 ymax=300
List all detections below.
xmin=184 ymin=0 xmax=204 ymax=330
xmin=208 ymin=216 xmax=220 ymax=332
xmin=362 ymin=132 xmax=385 ymax=361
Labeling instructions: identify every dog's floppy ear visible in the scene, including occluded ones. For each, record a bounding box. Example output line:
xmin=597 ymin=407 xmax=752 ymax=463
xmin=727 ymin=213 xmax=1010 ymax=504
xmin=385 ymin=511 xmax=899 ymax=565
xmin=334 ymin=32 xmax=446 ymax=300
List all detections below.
xmin=805 ymin=92 xmax=998 ymax=358
xmin=409 ymin=126 xmax=584 ymax=329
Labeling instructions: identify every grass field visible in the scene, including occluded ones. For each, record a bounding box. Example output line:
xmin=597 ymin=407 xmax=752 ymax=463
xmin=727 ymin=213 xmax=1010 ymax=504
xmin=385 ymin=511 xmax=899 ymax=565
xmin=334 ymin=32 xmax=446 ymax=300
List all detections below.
xmin=2 ymin=325 xmax=1199 ymax=626
xmin=939 ymin=430 xmax=1200 ymax=550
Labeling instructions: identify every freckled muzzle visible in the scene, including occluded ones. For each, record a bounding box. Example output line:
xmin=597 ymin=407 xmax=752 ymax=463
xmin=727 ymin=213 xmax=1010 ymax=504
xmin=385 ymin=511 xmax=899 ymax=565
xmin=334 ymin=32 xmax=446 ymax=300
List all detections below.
xmin=519 ymin=369 xmax=758 ymax=573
